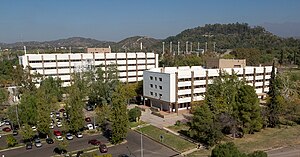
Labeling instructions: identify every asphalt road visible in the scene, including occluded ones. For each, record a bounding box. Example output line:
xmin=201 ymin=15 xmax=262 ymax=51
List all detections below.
xmin=268 ymin=145 xmax=300 ymax=157
xmin=0 ymin=130 xmax=181 ymax=157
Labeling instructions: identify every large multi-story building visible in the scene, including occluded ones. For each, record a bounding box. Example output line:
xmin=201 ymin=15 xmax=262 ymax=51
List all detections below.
xmin=143 ymin=65 xmax=274 ymax=114
xmin=19 ymin=52 xmax=158 ymax=87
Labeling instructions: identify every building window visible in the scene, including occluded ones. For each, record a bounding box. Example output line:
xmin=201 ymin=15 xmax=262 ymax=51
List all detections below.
xmin=159 ymin=77 xmax=162 ymax=81
xmin=159 ymin=94 xmax=162 ymax=98
xmin=150 ymin=84 xmax=153 ymax=88
xmin=150 ymin=76 xmax=153 ymax=80
xmin=155 ymin=77 xmax=157 ymax=81
xmin=150 ymin=92 xmax=153 ymax=96
xmin=155 ymin=93 xmax=157 ymax=97
xmin=155 ymin=85 xmax=157 ymax=88
xmin=159 ymin=86 xmax=162 ymax=90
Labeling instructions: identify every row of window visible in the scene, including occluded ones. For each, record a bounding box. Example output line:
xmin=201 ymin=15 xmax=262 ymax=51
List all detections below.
xmin=150 ymin=84 xmax=163 ymax=90
xmin=150 ymin=92 xmax=162 ymax=98
xmin=29 ymin=57 xmax=156 ymax=63
xmin=149 ymin=76 xmax=163 ymax=81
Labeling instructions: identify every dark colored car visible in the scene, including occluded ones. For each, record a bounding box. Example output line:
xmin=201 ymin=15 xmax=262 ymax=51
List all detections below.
xmin=85 ymin=117 xmax=91 ymax=122
xmin=26 ymin=142 xmax=33 ymax=150
xmin=46 ymin=138 xmax=54 ymax=144
xmin=13 ymin=130 xmax=18 ymax=136
xmin=99 ymin=144 xmax=107 ymax=153
xmin=76 ymin=150 xmax=84 ymax=157
xmin=88 ymin=139 xmax=101 ymax=145
xmin=118 ymin=154 xmax=130 ymax=157
xmin=2 ymin=127 xmax=11 ymax=132
xmin=53 ymin=147 xmax=67 ymax=154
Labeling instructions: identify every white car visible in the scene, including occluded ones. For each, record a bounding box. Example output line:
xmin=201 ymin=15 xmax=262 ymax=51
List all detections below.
xmin=56 ymin=135 xmax=63 ymax=141
xmin=32 ymin=126 xmax=37 ymax=131
xmin=0 ymin=121 xmax=5 ymax=127
xmin=56 ymin=121 xmax=62 ymax=128
xmin=49 ymin=124 xmax=54 ymax=129
xmin=87 ymin=124 xmax=94 ymax=130
xmin=50 ymin=112 xmax=54 ymax=118
xmin=66 ymin=133 xmax=73 ymax=140
xmin=75 ymin=132 xmax=83 ymax=138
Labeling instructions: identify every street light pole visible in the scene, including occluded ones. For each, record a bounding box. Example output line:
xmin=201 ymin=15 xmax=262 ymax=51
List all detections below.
xmin=139 ymin=126 xmax=143 ymax=157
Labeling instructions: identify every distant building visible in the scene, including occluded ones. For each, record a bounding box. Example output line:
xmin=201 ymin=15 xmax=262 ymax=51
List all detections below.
xmin=143 ymin=64 xmax=274 ymax=114
xmin=86 ymin=47 xmax=111 ymax=53
xmin=19 ymin=52 xmax=158 ymax=87
xmin=206 ymin=58 xmax=246 ymax=69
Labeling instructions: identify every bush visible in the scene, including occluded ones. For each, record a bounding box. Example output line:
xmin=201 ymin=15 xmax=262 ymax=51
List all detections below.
xmin=128 ymin=108 xmax=142 ymax=122
xmin=247 ymin=151 xmax=267 ymax=157
xmin=6 ymin=135 xmax=18 ymax=147
xmin=211 ymin=142 xmax=246 ymax=157
xmin=175 ymin=120 xmax=181 ymax=126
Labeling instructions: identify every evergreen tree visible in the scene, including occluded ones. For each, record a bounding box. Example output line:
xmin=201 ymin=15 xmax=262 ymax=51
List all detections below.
xmin=111 ymin=83 xmax=129 ymax=144
xmin=188 ymin=103 xmax=223 ymax=147
xmin=268 ymin=62 xmax=281 ymax=127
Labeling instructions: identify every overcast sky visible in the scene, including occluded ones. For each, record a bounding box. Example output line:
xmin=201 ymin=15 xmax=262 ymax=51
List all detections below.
xmin=1 ymin=0 xmax=300 ymax=43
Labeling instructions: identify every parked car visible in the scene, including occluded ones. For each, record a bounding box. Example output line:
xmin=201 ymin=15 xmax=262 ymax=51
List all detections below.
xmin=50 ymin=112 xmax=54 ymax=118
xmin=88 ymin=139 xmax=101 ymax=145
xmin=76 ymin=151 xmax=84 ymax=157
xmin=56 ymin=135 xmax=63 ymax=141
xmin=0 ymin=121 xmax=5 ymax=127
xmin=12 ymin=130 xmax=18 ymax=136
xmin=59 ymin=108 xmax=65 ymax=112
xmin=85 ymin=117 xmax=91 ymax=122
xmin=46 ymin=137 xmax=54 ymax=144
xmin=99 ymin=144 xmax=108 ymax=153
xmin=32 ymin=126 xmax=37 ymax=131
xmin=87 ymin=124 xmax=93 ymax=130
xmin=56 ymin=112 xmax=60 ymax=117
xmin=2 ymin=127 xmax=11 ymax=132
xmin=53 ymin=130 xmax=62 ymax=136
xmin=26 ymin=142 xmax=33 ymax=150
xmin=75 ymin=132 xmax=83 ymax=138
xmin=34 ymin=138 xmax=42 ymax=147
xmin=118 ymin=154 xmax=130 ymax=157
xmin=57 ymin=121 xmax=62 ymax=128
xmin=53 ymin=147 xmax=67 ymax=154
xmin=49 ymin=123 xmax=54 ymax=129
xmin=66 ymin=133 xmax=73 ymax=140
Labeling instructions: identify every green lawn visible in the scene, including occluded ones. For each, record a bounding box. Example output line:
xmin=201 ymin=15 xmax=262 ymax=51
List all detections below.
xmin=139 ymin=125 xmax=196 ymax=152
xmin=167 ymin=124 xmax=190 ymax=133
xmin=129 ymin=121 xmax=147 ymax=128
xmin=187 ymin=125 xmax=300 ymax=157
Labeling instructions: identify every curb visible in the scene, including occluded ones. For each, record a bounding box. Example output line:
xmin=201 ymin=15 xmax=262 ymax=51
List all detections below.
xmin=0 ymin=145 xmax=25 ymax=153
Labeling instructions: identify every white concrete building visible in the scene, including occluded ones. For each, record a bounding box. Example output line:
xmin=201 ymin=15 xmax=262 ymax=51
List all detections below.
xmin=143 ymin=66 xmax=274 ymax=114
xmin=19 ymin=52 xmax=158 ymax=87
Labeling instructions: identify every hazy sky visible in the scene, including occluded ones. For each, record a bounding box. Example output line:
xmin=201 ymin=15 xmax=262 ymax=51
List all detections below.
xmin=1 ymin=0 xmax=300 ymax=43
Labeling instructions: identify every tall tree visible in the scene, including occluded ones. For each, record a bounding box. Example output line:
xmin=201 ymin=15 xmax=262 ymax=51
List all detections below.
xmin=18 ymin=92 xmax=37 ymax=125
xmin=267 ymin=62 xmax=282 ymax=127
xmin=111 ymin=83 xmax=129 ymax=144
xmin=36 ymin=86 xmax=51 ymax=135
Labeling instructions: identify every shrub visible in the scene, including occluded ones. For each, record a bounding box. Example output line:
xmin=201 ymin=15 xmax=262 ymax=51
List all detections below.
xmin=128 ymin=108 xmax=142 ymax=122
xmin=6 ymin=135 xmax=18 ymax=147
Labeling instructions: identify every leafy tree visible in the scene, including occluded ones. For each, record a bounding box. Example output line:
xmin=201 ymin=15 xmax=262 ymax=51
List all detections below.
xmin=188 ymin=103 xmax=223 ymax=147
xmin=7 ymin=105 xmax=18 ymax=126
xmin=18 ymin=92 xmax=37 ymax=125
xmin=123 ymin=83 xmax=137 ymax=104
xmin=36 ymin=87 xmax=51 ymax=135
xmin=128 ymin=108 xmax=142 ymax=122
xmin=211 ymin=142 xmax=246 ymax=157
xmin=95 ymin=104 xmax=111 ymax=126
xmin=20 ymin=124 xmax=35 ymax=141
xmin=39 ymin=77 xmax=63 ymax=103
xmin=111 ymin=83 xmax=129 ymax=144
xmin=267 ymin=63 xmax=282 ymax=127
xmin=66 ymin=85 xmax=85 ymax=132
xmin=6 ymin=135 xmax=18 ymax=147
xmin=0 ymin=88 xmax=8 ymax=105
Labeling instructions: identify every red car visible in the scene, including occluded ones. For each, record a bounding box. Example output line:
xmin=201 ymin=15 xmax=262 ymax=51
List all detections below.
xmin=53 ymin=130 xmax=62 ymax=136
xmin=59 ymin=108 xmax=65 ymax=112
xmin=2 ymin=127 xmax=11 ymax=132
xmin=85 ymin=117 xmax=91 ymax=122
xmin=88 ymin=139 xmax=101 ymax=145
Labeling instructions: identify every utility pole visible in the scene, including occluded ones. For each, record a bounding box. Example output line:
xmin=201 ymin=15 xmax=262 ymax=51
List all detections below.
xmin=185 ymin=41 xmax=188 ymax=54
xmin=213 ymin=42 xmax=216 ymax=52
xmin=190 ymin=42 xmax=193 ymax=52
xmin=170 ymin=41 xmax=172 ymax=54
xmin=162 ymin=42 xmax=165 ymax=55
xmin=205 ymin=42 xmax=208 ymax=52
xmin=177 ymin=42 xmax=180 ymax=55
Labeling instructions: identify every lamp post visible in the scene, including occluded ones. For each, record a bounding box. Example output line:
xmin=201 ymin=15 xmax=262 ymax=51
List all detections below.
xmin=138 ymin=125 xmax=143 ymax=157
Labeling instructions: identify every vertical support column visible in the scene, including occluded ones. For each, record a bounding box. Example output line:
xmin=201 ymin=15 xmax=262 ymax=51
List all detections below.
xmin=126 ymin=53 xmax=128 ymax=83
xmin=243 ymin=68 xmax=246 ymax=81
xmin=145 ymin=52 xmax=148 ymax=70
xmin=154 ymin=53 xmax=157 ymax=68
xmin=262 ymin=66 xmax=266 ymax=93
xmin=136 ymin=53 xmax=138 ymax=83
xmin=191 ymin=71 xmax=194 ymax=104
xmin=175 ymin=72 xmax=179 ymax=115
xmin=93 ymin=52 xmax=95 ymax=69
xmin=68 ymin=55 xmax=72 ymax=84
xmin=55 ymin=55 xmax=59 ymax=78
xmin=104 ymin=53 xmax=107 ymax=79
xmin=205 ymin=70 xmax=209 ymax=90
xmin=41 ymin=55 xmax=45 ymax=77
xmin=253 ymin=68 xmax=256 ymax=87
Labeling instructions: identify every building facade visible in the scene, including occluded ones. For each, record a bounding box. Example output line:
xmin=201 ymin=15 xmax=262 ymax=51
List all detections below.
xmin=19 ymin=52 xmax=158 ymax=87
xmin=143 ymin=66 xmax=274 ymax=114
xmin=86 ymin=47 xmax=111 ymax=53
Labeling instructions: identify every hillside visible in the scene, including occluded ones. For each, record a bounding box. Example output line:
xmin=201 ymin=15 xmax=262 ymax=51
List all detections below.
xmin=115 ymin=36 xmax=160 ymax=51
